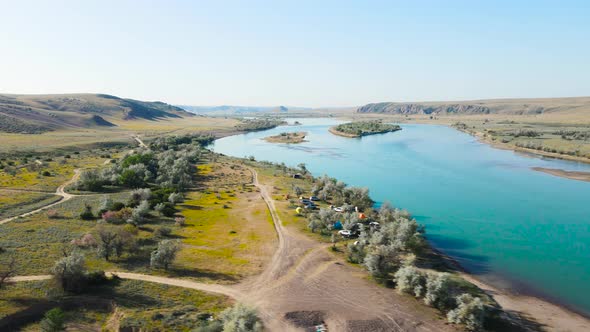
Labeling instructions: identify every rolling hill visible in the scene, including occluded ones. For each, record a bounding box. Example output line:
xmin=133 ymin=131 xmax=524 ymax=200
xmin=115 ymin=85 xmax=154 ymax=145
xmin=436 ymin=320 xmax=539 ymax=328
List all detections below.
xmin=356 ymin=97 xmax=590 ymax=117
xmin=0 ymin=93 xmax=193 ymax=133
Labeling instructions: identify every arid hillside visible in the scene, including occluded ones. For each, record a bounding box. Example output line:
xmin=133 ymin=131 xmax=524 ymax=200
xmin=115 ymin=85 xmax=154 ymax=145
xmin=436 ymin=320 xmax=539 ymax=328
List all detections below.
xmin=0 ymin=93 xmax=193 ymax=133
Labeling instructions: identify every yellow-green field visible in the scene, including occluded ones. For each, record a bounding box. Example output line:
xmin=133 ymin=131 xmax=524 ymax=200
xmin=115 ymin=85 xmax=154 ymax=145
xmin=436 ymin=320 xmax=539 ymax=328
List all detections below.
xmin=176 ymin=161 xmax=276 ymax=282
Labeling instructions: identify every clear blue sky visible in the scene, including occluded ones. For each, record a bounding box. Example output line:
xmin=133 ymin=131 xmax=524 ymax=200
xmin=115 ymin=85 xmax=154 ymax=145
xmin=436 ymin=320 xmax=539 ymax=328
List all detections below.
xmin=1 ymin=0 xmax=589 ymax=107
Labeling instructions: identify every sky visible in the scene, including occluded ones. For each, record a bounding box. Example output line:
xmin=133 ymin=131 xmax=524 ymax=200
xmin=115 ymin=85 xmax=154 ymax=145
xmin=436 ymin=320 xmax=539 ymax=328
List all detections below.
xmin=0 ymin=0 xmax=589 ymax=107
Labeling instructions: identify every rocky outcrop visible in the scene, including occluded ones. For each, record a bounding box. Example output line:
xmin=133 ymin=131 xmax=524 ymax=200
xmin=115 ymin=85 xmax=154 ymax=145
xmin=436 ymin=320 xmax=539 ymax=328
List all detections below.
xmin=356 ymin=102 xmax=491 ymax=115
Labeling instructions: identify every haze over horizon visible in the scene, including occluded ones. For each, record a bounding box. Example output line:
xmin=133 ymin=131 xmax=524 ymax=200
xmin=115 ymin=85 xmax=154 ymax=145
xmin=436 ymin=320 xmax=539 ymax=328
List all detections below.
xmin=1 ymin=0 xmax=589 ymax=107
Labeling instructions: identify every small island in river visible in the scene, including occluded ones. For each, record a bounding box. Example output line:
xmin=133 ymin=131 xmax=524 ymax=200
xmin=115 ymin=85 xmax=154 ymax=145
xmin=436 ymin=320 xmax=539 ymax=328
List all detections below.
xmin=329 ymin=120 xmax=402 ymax=138
xmin=263 ymin=131 xmax=307 ymax=143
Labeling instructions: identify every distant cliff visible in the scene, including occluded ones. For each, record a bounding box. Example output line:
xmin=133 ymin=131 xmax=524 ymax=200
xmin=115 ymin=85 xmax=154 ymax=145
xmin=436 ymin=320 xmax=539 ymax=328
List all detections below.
xmin=357 ymin=102 xmax=491 ymax=115
xmin=355 ymin=97 xmax=590 ymax=116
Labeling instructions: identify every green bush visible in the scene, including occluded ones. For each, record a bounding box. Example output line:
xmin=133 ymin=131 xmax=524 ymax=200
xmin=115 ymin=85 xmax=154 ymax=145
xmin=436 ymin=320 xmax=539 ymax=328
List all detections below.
xmin=40 ymin=308 xmax=65 ymax=332
xmin=79 ymin=205 xmax=95 ymax=220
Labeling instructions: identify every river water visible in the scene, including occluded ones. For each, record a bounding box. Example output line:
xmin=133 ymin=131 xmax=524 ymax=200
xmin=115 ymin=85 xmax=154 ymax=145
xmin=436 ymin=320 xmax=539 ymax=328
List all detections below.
xmin=212 ymin=118 xmax=590 ymax=315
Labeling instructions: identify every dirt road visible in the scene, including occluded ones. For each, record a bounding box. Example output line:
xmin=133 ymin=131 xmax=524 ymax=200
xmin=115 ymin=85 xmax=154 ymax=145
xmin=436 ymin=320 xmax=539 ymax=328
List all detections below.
xmin=0 ymin=169 xmax=81 ymax=225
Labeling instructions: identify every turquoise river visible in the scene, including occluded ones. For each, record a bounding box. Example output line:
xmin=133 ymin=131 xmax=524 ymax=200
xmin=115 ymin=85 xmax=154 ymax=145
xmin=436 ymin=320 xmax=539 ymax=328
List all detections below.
xmin=212 ymin=118 xmax=590 ymax=315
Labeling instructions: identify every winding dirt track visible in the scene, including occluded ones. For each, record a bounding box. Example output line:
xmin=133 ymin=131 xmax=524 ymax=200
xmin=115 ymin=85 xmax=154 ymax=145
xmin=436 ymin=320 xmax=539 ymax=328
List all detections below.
xmin=8 ymin=168 xmax=454 ymax=331
xmin=0 ymin=169 xmax=81 ymax=225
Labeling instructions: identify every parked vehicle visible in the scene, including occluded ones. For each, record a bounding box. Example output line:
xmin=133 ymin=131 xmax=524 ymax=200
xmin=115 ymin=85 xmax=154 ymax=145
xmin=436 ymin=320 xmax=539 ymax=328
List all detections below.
xmin=310 ymin=196 xmax=320 ymax=201
xmin=338 ymin=230 xmax=351 ymax=237
xmin=304 ymin=203 xmax=317 ymax=210
xmin=333 ymin=207 xmax=344 ymax=212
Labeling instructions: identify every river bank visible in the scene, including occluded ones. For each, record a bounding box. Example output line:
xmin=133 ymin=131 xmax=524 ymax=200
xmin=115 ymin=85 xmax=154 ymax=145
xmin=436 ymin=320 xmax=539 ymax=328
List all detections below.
xmin=432 ymin=247 xmax=590 ymax=331
xmin=454 ymin=126 xmax=590 ymax=164
xmin=212 ymin=119 xmax=590 ymax=327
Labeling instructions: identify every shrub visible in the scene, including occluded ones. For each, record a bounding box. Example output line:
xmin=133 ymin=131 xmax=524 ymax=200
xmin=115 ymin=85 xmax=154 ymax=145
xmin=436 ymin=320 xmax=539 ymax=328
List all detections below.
xmin=123 ymin=223 xmax=139 ymax=235
xmin=111 ymin=202 xmax=126 ymax=211
xmin=424 ymin=272 xmax=452 ymax=310
xmin=155 ymin=226 xmax=172 ymax=238
xmin=393 ymin=265 xmax=426 ymax=298
xmin=46 ymin=209 xmax=59 ymax=219
xmin=220 ymin=303 xmax=263 ymax=332
xmin=42 ymin=170 xmax=51 ymax=176
xmin=174 ymin=217 xmax=186 ymax=226
xmin=40 ymin=308 xmax=65 ymax=332
xmin=154 ymin=202 xmax=166 ymax=216
xmin=102 ymin=210 xmax=122 ymax=224
xmin=79 ymin=204 xmax=95 ymax=220
xmin=168 ymin=192 xmax=184 ymax=204
xmin=71 ymin=233 xmax=97 ymax=248
xmin=447 ymin=294 xmax=486 ymax=331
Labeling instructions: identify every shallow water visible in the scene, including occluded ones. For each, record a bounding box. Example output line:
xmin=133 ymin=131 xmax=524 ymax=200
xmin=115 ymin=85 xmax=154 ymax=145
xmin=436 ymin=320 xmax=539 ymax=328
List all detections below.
xmin=212 ymin=118 xmax=590 ymax=315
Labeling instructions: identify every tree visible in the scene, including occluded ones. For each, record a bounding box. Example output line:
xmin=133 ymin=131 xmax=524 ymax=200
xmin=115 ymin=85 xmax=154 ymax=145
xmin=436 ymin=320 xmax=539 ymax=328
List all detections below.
xmin=150 ymin=240 xmax=180 ymax=270
xmin=168 ymin=192 xmax=184 ymax=204
xmin=0 ymin=255 xmax=16 ymax=289
xmin=220 ymin=303 xmax=263 ymax=332
xmin=40 ymin=308 xmax=65 ymax=332
xmin=129 ymin=200 xmax=151 ymax=224
xmin=96 ymin=227 xmax=118 ymax=261
xmin=51 ymin=251 xmax=87 ymax=292
xmin=447 ymin=294 xmax=486 ymax=331
xmin=393 ymin=265 xmax=426 ymax=298
xmin=154 ymin=202 xmax=166 ymax=216
xmin=113 ymin=228 xmax=136 ymax=258
xmin=424 ymin=272 xmax=452 ymax=310
xmin=363 ymin=244 xmax=399 ymax=279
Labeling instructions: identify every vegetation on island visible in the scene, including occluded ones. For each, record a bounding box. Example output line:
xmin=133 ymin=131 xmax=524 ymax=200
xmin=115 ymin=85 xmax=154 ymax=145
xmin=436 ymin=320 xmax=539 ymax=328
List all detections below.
xmin=234 ymin=118 xmax=286 ymax=132
xmin=263 ymin=132 xmax=307 ymax=144
xmin=330 ymin=120 xmax=401 ymax=137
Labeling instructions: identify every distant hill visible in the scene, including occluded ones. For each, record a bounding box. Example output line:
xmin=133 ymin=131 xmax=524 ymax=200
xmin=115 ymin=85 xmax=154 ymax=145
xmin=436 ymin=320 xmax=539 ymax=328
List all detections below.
xmin=180 ymin=105 xmax=309 ymax=115
xmin=0 ymin=93 xmax=193 ymax=133
xmin=356 ymin=97 xmax=590 ymax=116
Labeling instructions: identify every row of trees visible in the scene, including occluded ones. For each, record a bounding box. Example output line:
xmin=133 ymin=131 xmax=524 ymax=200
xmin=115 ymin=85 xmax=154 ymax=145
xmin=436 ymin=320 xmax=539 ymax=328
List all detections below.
xmin=394 ymin=266 xmax=486 ymax=330
xmin=301 ymin=175 xmax=490 ymax=330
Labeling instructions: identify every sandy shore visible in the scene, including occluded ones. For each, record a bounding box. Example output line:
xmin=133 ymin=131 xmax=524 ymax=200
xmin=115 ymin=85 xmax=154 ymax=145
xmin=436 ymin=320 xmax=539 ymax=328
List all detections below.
xmin=532 ymin=167 xmax=590 ymax=182
xmin=460 ymin=273 xmax=590 ymax=332
xmin=328 ymin=127 xmax=360 ymax=138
